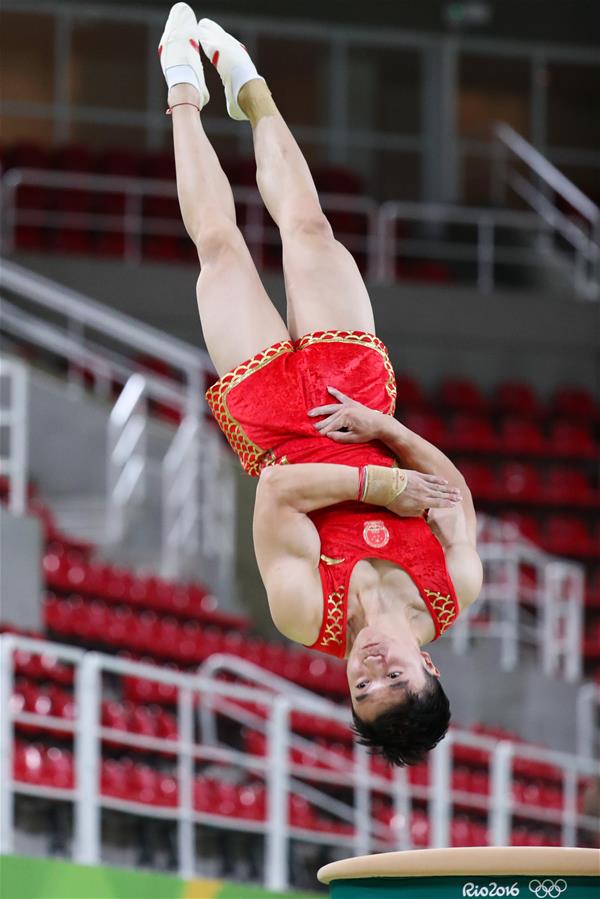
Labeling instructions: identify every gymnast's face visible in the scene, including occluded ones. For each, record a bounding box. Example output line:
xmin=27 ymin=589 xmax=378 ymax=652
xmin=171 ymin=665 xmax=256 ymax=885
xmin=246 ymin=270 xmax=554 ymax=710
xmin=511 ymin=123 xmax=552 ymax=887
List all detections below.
xmin=347 ymin=630 xmax=439 ymax=722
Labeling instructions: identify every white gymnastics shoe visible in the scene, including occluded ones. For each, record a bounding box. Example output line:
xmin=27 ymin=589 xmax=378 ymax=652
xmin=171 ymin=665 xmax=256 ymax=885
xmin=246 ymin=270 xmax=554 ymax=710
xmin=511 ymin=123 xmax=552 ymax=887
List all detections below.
xmin=197 ymin=17 xmax=264 ymax=121
xmin=158 ymin=3 xmax=209 ymax=109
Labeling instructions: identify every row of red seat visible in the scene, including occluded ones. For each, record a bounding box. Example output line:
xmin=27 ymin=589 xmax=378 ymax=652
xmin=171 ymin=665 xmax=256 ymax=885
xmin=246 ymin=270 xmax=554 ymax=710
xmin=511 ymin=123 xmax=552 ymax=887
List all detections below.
xmin=42 ymin=594 xmax=347 ymax=693
xmin=10 ymin=742 xmax=566 ymax=847
xmin=405 ymin=412 xmax=598 ymax=459
xmin=9 ymin=667 xmax=568 ymax=787
xmin=10 ymin=681 xmax=178 ymax=744
xmin=396 ymin=376 xmax=598 ymax=422
xmin=458 ymin=461 xmax=599 ymax=508
xmin=1 ymin=143 xmax=366 ymax=193
xmin=43 ymin=546 xmax=244 ymax=629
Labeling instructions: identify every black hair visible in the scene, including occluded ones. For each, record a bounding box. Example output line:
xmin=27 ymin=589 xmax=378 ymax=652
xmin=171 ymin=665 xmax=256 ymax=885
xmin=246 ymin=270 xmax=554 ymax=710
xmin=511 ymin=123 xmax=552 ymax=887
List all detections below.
xmin=351 ymin=672 xmax=450 ymax=767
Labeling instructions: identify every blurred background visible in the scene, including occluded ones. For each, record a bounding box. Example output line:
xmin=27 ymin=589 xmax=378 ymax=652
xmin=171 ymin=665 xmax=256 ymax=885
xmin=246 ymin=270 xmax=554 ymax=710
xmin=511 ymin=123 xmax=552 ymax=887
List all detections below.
xmin=0 ymin=1 xmax=599 ymax=897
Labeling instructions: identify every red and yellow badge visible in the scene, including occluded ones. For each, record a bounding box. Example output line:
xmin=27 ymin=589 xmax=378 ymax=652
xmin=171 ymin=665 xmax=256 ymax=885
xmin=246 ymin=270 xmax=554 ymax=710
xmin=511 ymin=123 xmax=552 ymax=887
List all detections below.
xmin=362 ymin=519 xmax=390 ymax=549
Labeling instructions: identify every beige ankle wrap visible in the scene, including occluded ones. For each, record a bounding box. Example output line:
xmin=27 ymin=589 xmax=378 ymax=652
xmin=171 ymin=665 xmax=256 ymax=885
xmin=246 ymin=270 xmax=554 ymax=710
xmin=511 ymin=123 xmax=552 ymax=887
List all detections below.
xmin=361 ymin=465 xmax=408 ymax=507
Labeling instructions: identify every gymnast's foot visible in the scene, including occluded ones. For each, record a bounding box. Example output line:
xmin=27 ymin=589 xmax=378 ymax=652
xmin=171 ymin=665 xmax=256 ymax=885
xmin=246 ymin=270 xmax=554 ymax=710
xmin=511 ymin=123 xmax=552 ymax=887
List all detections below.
xmin=197 ymin=17 xmax=264 ymax=121
xmin=159 ymin=2 xmax=209 ymax=110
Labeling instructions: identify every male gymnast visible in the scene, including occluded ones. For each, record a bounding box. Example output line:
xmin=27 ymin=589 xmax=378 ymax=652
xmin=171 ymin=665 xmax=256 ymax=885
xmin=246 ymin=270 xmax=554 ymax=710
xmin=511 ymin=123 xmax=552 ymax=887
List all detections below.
xmin=159 ymin=4 xmax=483 ymax=766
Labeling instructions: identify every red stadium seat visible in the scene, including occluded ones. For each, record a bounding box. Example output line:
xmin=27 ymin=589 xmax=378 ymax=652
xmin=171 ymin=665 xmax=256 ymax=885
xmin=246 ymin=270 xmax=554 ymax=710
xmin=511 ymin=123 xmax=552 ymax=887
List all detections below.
xmin=410 ymin=811 xmax=431 ymax=848
xmin=128 ymin=764 xmax=159 ymax=804
xmin=289 ymin=794 xmax=316 ymax=829
xmin=500 ymin=512 xmax=543 ymax=545
xmin=495 ymin=382 xmax=541 ymax=417
xmin=552 ymin=386 xmax=598 ymax=421
xmin=438 ymin=378 xmax=486 ymax=412
xmin=13 ymin=743 xmax=44 ymax=784
xmin=15 ymin=184 xmax=53 ymax=211
xmin=51 ymin=145 xmax=95 ymax=173
xmin=546 ymin=466 xmax=594 ymax=506
xmin=403 ymin=411 xmax=445 ymax=446
xmin=52 ymin=187 xmax=95 ymax=214
xmin=448 ymin=414 xmax=497 ymax=453
xmin=394 ymin=374 xmax=428 ymax=409
xmin=4 ymin=143 xmax=52 ymax=170
xmin=313 ymin=165 xmax=364 ymax=195
xmin=157 ymin=773 xmax=179 ymax=807
xmin=95 ymin=231 xmax=126 ymax=257
xmin=194 ymin=777 xmax=215 ymax=812
xmin=549 ymin=420 xmax=597 ymax=459
xmin=52 ymin=229 xmax=95 ymax=254
xmin=43 ymin=746 xmax=75 ymax=789
xmin=101 ymin=759 xmax=129 ymax=799
xmin=238 ymin=783 xmax=266 ymax=820
xmin=499 ymin=417 xmax=545 ymax=455
xmin=456 ymin=460 xmax=496 ymax=501
xmin=587 ymin=571 xmax=600 ymax=608
xmin=498 ymin=463 xmax=542 ymax=503
xmin=141 ymin=151 xmax=175 ymax=180
xmin=543 ymin=516 xmax=594 ymax=558
xmin=98 ymin=148 xmax=142 ymax=177
xmin=14 ymin=226 xmax=51 ymax=251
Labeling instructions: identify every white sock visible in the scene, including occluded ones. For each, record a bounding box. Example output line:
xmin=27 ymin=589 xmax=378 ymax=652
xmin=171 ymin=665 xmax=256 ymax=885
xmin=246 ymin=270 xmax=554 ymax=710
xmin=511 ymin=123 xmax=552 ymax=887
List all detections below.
xmin=230 ymin=64 xmax=263 ymax=107
xmin=166 ymin=64 xmax=201 ymax=93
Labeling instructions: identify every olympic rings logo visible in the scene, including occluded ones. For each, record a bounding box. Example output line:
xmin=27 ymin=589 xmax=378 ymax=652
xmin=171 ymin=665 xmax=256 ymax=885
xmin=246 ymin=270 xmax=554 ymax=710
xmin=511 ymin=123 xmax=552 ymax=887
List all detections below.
xmin=528 ymin=879 xmax=568 ymax=898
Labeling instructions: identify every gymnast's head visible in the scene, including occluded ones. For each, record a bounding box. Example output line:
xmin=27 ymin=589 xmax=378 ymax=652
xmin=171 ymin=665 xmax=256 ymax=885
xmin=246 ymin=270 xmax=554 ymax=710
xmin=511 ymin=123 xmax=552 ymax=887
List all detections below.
xmin=346 ymin=629 xmax=450 ymax=766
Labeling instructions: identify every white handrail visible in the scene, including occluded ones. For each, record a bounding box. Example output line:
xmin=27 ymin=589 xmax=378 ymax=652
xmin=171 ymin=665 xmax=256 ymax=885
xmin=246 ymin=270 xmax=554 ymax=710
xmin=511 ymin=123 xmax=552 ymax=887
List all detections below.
xmin=495 ymin=123 xmax=600 ymax=225
xmin=0 ymin=355 xmax=28 ymax=516
xmin=6 ymin=166 xmax=595 ymax=297
xmin=0 ymin=298 xmax=185 ymax=405
xmin=106 ymin=374 xmax=147 ymax=544
xmin=2 ymin=635 xmax=599 ymax=886
xmin=0 ymin=257 xmax=209 ymax=377
xmin=452 ymin=517 xmax=584 ymax=682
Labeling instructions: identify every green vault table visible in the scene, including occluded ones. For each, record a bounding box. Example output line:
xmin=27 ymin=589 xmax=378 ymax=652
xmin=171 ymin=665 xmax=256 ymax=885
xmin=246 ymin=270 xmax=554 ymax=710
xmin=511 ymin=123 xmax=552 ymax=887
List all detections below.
xmin=318 ymin=847 xmax=599 ymax=899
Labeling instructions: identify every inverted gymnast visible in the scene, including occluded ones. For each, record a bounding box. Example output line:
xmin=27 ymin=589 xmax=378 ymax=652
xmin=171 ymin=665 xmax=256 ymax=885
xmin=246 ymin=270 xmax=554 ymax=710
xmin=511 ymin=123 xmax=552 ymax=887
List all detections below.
xmin=160 ymin=4 xmax=483 ymax=766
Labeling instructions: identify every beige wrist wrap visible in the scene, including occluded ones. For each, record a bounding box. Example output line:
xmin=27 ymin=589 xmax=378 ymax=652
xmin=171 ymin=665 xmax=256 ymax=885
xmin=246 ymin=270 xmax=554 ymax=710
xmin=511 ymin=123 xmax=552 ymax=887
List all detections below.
xmin=362 ymin=465 xmax=408 ymax=506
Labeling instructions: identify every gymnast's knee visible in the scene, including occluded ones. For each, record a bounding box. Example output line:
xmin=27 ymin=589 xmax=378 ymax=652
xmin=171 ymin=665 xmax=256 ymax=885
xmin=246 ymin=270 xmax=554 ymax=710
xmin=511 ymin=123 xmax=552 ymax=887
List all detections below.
xmin=281 ymin=206 xmax=334 ymax=244
xmin=193 ymin=219 xmax=246 ymax=264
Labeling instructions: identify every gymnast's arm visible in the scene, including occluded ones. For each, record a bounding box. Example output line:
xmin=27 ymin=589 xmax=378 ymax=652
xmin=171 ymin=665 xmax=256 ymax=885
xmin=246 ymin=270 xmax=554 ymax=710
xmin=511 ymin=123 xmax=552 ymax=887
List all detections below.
xmin=252 ymin=468 xmax=327 ymax=645
xmin=253 ymin=463 xmax=407 ymax=644
xmin=377 ymin=417 xmax=477 ymax=544
xmin=378 ymin=420 xmax=483 ymax=609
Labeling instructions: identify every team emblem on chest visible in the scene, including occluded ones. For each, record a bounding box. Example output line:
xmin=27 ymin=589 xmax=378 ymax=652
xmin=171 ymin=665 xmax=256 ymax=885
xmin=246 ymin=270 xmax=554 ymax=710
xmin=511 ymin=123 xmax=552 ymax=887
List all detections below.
xmin=363 ymin=519 xmax=390 ymax=548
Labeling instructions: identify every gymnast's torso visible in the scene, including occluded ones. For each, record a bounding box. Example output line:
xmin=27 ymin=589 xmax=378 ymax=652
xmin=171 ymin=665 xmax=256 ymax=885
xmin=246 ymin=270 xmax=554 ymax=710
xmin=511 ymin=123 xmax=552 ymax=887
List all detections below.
xmin=206 ymin=329 xmax=478 ymax=647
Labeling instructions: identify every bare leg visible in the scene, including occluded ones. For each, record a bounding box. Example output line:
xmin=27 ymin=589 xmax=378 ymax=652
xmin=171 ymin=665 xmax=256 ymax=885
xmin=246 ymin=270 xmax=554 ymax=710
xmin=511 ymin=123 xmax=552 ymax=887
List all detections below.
xmin=170 ymin=83 xmax=288 ymax=376
xmin=239 ymin=80 xmax=375 ymax=341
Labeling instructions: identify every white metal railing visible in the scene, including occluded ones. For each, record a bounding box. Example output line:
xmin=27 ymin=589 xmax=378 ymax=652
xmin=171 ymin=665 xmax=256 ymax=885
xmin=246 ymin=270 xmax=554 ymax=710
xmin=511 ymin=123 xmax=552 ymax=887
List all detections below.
xmin=452 ymin=516 xmax=584 ymax=681
xmin=0 ymin=261 xmax=235 ymax=582
xmin=493 ymin=123 xmax=600 ymax=299
xmin=161 ymin=412 xmax=235 ymax=595
xmin=106 ymin=373 xmax=148 ymax=545
xmin=377 ymin=201 xmax=547 ymax=292
xmin=1 ymin=636 xmax=598 ymax=891
xmin=577 ymin=683 xmax=600 ymax=760
xmin=0 ymin=169 xmax=377 ymax=277
xmin=4 ymin=165 xmax=597 ymax=296
xmin=3 ymin=0 xmax=600 ymax=208
xmin=0 ymin=355 xmax=28 ymax=516
xmin=0 ymin=257 xmax=208 ymax=410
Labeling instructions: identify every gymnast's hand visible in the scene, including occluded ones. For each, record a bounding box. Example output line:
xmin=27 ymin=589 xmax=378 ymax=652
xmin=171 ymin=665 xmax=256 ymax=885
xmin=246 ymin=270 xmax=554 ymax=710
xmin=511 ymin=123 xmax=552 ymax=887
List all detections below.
xmin=308 ymin=386 xmax=384 ymax=443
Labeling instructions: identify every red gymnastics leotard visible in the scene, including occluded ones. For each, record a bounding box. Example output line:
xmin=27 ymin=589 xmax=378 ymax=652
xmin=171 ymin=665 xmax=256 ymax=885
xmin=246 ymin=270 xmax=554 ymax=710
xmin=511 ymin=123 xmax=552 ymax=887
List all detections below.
xmin=206 ymin=331 xmax=459 ymax=655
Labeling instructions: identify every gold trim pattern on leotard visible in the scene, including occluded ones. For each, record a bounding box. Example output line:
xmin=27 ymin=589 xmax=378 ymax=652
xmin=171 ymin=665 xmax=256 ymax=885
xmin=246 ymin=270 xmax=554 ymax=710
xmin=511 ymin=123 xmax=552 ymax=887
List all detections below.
xmin=320 ymin=586 xmax=345 ymax=647
xmin=320 ymin=554 xmax=345 ymax=565
xmin=424 ymin=588 xmax=457 ymax=635
xmin=205 ymin=331 xmax=397 ymax=476
xmin=295 ymin=330 xmax=397 ymax=414
xmin=205 ymin=340 xmax=294 ymax=477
